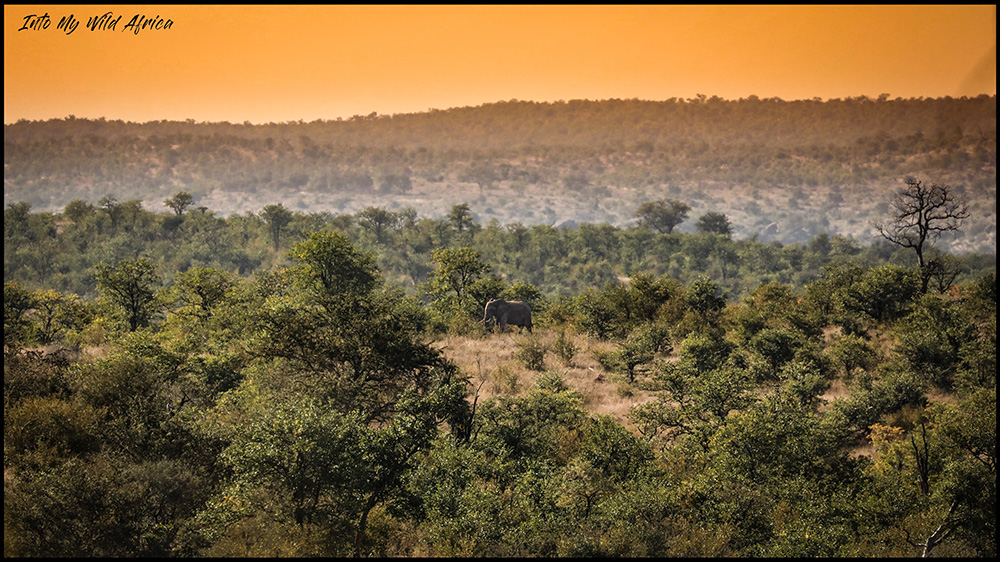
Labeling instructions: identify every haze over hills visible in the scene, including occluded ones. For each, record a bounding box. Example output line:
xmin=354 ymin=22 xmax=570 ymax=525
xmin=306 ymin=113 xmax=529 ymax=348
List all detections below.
xmin=4 ymin=96 xmax=996 ymax=254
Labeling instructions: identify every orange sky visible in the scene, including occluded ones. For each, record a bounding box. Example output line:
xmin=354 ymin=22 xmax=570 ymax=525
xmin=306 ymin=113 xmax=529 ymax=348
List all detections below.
xmin=4 ymin=4 xmax=996 ymax=124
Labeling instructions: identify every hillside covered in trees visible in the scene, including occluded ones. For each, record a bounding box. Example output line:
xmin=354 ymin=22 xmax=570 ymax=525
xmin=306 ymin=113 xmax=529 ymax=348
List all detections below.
xmin=4 ymin=95 xmax=996 ymax=253
xmin=4 ymin=196 xmax=995 ymax=304
xmin=4 ymin=196 xmax=997 ymax=557
xmin=4 ymin=95 xmax=996 ymax=557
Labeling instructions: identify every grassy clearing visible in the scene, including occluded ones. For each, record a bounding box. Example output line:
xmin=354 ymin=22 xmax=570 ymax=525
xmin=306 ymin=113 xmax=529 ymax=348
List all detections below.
xmin=433 ymin=328 xmax=656 ymax=428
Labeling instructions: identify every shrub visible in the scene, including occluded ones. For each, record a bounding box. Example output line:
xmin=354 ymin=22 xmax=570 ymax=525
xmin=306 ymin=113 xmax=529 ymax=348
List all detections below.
xmin=491 ymin=364 xmax=521 ymax=395
xmin=515 ymin=335 xmax=546 ymax=371
xmin=553 ymin=330 xmax=578 ymax=366
xmin=827 ymin=333 xmax=878 ymax=380
xmin=833 ymin=368 xmax=926 ymax=434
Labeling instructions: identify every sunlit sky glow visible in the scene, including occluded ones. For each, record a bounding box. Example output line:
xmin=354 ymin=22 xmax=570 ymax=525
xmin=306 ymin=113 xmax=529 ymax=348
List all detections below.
xmin=4 ymin=4 xmax=996 ymax=124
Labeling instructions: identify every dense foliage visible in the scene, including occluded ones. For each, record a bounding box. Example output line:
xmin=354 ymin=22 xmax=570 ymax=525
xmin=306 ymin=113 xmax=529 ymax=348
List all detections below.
xmin=4 ymin=195 xmax=995 ymax=556
xmin=4 ymin=95 xmax=996 ymax=556
xmin=5 ymin=96 xmax=996 ymax=252
xmin=4 ymin=197 xmax=995 ymax=306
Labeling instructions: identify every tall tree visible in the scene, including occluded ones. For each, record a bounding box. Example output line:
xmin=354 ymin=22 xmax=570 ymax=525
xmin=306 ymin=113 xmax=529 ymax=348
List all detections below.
xmin=356 ymin=207 xmax=400 ymax=245
xmin=94 ymin=258 xmax=161 ymax=331
xmin=4 ymin=282 xmax=36 ymax=356
xmin=426 ymin=247 xmax=490 ymax=313
xmin=164 ymin=191 xmax=194 ymax=215
xmin=63 ymin=199 xmax=96 ymax=223
xmin=98 ymin=196 xmax=124 ymax=234
xmin=288 ymin=230 xmax=379 ymax=298
xmin=261 ymin=204 xmax=294 ymax=252
xmin=446 ymin=203 xmax=475 ymax=233
xmin=460 ymin=163 xmax=499 ymax=196
xmin=634 ymin=198 xmax=691 ymax=234
xmin=696 ymin=212 xmax=733 ymax=236
xmin=871 ymin=177 xmax=969 ymax=293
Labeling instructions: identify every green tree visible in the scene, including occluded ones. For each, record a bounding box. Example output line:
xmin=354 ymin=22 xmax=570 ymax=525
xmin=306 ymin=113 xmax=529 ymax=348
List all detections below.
xmin=197 ymin=233 xmax=471 ymax=556
xmin=164 ymin=191 xmax=195 ymax=215
xmin=826 ymin=332 xmax=878 ymax=380
xmin=867 ymin=395 xmax=996 ymax=557
xmin=575 ymin=283 xmax=629 ymax=340
xmin=5 ymin=453 xmax=205 ymax=557
xmin=356 ymin=206 xmax=401 ymax=245
xmin=166 ymin=267 xmax=238 ymax=321
xmin=460 ymin=163 xmax=499 ymax=196
xmin=685 ymin=276 xmax=727 ymax=316
xmin=260 ymin=204 xmax=294 ymax=252
xmin=634 ymin=198 xmax=691 ymax=234
xmin=838 ymin=264 xmax=921 ymax=325
xmin=27 ymin=288 xmax=91 ymax=345
xmin=696 ymin=211 xmax=733 ymax=235
xmin=93 ymin=258 xmax=161 ymax=331
xmin=574 ymin=275 xmax=678 ymax=341
xmin=745 ymin=327 xmax=805 ymax=379
xmin=892 ymin=295 xmax=966 ymax=387
xmin=607 ymin=322 xmax=672 ymax=383
xmin=699 ymin=393 xmax=857 ymax=555
xmin=629 ymin=351 xmax=752 ymax=449
xmin=63 ymin=199 xmax=96 ymax=223
xmin=4 ymin=201 xmax=34 ymax=242
xmin=425 ymin=247 xmax=491 ymax=318
xmin=98 ymin=196 xmax=124 ymax=234
xmin=70 ymin=343 xmax=184 ymax=458
xmin=249 ymin=237 xmax=441 ymax=402
xmin=288 ymin=230 xmax=379 ymax=298
xmin=500 ymin=280 xmax=542 ymax=308
xmin=953 ymin=273 xmax=996 ymax=392
xmin=446 ymin=203 xmax=477 ymax=234
xmin=679 ymin=276 xmax=728 ymax=336
xmin=5 ymin=281 xmax=36 ymax=356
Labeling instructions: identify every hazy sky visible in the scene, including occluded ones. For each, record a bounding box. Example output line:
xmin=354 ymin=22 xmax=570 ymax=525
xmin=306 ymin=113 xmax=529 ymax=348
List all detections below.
xmin=4 ymin=4 xmax=996 ymax=124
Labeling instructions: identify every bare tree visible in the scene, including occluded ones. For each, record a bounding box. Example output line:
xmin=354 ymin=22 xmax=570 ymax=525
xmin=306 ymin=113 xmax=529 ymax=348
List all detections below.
xmin=871 ymin=177 xmax=969 ymax=293
xmin=905 ymin=500 xmax=958 ymax=558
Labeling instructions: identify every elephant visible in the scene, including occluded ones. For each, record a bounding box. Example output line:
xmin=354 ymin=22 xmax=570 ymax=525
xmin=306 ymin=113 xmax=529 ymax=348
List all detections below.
xmin=482 ymin=299 xmax=533 ymax=333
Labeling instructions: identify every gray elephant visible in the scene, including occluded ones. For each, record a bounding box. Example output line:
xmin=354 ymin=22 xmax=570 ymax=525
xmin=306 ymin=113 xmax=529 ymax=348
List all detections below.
xmin=482 ymin=299 xmax=533 ymax=333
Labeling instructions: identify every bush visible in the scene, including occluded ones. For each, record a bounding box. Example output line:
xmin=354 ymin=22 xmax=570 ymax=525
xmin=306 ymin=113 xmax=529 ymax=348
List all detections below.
xmin=615 ymin=323 xmax=672 ymax=382
xmin=538 ymin=295 xmax=577 ymax=329
xmin=833 ymin=368 xmax=927 ymax=434
xmin=515 ymin=335 xmax=546 ymax=371
xmin=837 ymin=264 xmax=921 ymax=324
xmin=491 ymin=364 xmax=521 ymax=395
xmin=553 ymin=330 xmax=578 ymax=366
xmin=826 ymin=333 xmax=878 ymax=380
xmin=676 ymin=332 xmax=734 ymax=374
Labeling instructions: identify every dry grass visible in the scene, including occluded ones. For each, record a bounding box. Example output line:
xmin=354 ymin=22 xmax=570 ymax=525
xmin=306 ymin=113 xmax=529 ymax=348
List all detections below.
xmin=435 ymin=323 xmax=963 ymax=443
xmin=433 ymin=329 xmax=656 ymax=428
xmin=819 ymin=377 xmax=852 ymax=404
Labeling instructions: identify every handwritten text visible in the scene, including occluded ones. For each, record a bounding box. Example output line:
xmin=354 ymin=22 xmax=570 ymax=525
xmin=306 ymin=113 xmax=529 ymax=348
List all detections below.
xmin=17 ymin=12 xmax=174 ymax=35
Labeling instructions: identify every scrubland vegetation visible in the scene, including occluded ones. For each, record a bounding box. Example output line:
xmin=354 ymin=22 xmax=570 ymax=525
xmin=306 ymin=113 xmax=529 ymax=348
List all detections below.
xmin=5 ymin=95 xmax=996 ymax=253
xmin=5 ymin=195 xmax=995 ymax=557
xmin=4 ymin=96 xmax=996 ymax=557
